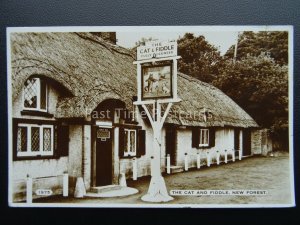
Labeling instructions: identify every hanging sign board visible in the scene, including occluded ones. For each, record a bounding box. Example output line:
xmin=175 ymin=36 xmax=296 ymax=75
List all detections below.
xmin=141 ymin=64 xmax=173 ymax=100
xmin=137 ymin=41 xmax=177 ymax=61
xmin=134 ymin=40 xmax=180 ymax=103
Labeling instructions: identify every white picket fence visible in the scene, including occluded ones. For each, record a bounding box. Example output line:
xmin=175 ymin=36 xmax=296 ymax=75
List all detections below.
xmin=119 ymin=149 xmax=242 ymax=179
xmin=166 ymin=149 xmax=242 ymax=174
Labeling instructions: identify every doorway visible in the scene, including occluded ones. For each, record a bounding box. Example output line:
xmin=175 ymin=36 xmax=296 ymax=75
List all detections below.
xmin=96 ymin=127 xmax=112 ymax=186
xmin=243 ymin=129 xmax=251 ymax=156
xmin=234 ymin=129 xmax=240 ymax=157
xmin=166 ymin=127 xmax=177 ymax=165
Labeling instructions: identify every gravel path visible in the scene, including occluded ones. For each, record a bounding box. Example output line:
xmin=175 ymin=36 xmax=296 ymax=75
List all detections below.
xmin=34 ymin=155 xmax=292 ymax=206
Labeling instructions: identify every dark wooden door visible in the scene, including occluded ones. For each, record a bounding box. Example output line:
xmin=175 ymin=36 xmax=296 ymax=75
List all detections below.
xmin=166 ymin=127 xmax=176 ymax=165
xmin=243 ymin=129 xmax=251 ymax=156
xmin=96 ymin=128 xmax=112 ymax=186
xmin=234 ymin=129 xmax=240 ymax=157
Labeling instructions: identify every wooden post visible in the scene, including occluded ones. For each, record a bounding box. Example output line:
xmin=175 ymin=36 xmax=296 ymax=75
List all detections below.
xmin=206 ymin=152 xmax=211 ymax=167
xmin=197 ymin=153 xmax=201 ymax=169
xmin=239 ymin=129 xmax=243 ymax=160
xmin=232 ymin=150 xmax=235 ymax=162
xmin=134 ymin=54 xmax=181 ymax=203
xmin=239 ymin=150 xmax=242 ymax=160
xmin=167 ymin=154 xmax=171 ymax=174
xmin=216 ymin=151 xmax=220 ymax=165
xmin=173 ymin=58 xmax=178 ymax=99
xmin=184 ymin=153 xmax=188 ymax=171
xmin=26 ymin=174 xmax=32 ymax=203
xmin=225 ymin=150 xmax=228 ymax=163
xmin=137 ymin=63 xmax=142 ymax=101
xmin=63 ymin=172 xmax=69 ymax=197
xmin=133 ymin=157 xmax=138 ymax=180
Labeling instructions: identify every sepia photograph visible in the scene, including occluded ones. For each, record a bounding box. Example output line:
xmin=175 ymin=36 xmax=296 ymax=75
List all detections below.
xmin=7 ymin=26 xmax=294 ymax=208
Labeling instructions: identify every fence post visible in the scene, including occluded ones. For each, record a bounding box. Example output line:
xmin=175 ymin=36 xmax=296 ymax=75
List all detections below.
xmin=206 ymin=152 xmax=211 ymax=167
xmin=239 ymin=150 xmax=242 ymax=160
xmin=133 ymin=157 xmax=137 ymax=181
xmin=63 ymin=172 xmax=69 ymax=197
xmin=167 ymin=154 xmax=171 ymax=174
xmin=232 ymin=150 xmax=235 ymax=162
xmin=197 ymin=153 xmax=201 ymax=169
xmin=184 ymin=153 xmax=188 ymax=171
xmin=26 ymin=174 xmax=32 ymax=203
xmin=225 ymin=150 xmax=228 ymax=163
xmin=216 ymin=151 xmax=220 ymax=165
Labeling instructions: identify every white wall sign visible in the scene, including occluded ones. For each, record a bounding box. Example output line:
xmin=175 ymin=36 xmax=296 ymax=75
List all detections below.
xmin=137 ymin=41 xmax=177 ymax=61
xmin=35 ymin=189 xmax=53 ymax=196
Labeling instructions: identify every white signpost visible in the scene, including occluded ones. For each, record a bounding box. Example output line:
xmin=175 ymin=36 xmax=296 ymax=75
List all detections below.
xmin=134 ymin=40 xmax=181 ymax=202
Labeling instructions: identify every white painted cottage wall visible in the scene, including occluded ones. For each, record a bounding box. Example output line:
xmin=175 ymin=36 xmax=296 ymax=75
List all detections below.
xmin=68 ymin=125 xmax=83 ymax=178
xmin=176 ymin=128 xmax=235 ymax=169
xmin=12 ymin=83 xmax=69 ymax=201
xmin=13 ymin=81 xmax=60 ymax=119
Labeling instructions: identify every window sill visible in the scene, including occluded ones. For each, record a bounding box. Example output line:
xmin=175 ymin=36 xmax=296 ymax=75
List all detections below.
xmin=197 ymin=145 xmax=211 ymax=149
xmin=13 ymin=154 xmax=60 ymax=161
xmin=21 ymin=110 xmax=54 ymax=118
xmin=120 ymin=155 xmax=138 ymax=159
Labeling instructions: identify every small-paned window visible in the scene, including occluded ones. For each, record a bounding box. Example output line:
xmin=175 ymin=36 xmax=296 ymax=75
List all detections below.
xmin=124 ymin=129 xmax=137 ymax=157
xmin=16 ymin=124 xmax=54 ymax=157
xmin=199 ymin=129 xmax=209 ymax=147
xmin=23 ymin=78 xmax=47 ymax=111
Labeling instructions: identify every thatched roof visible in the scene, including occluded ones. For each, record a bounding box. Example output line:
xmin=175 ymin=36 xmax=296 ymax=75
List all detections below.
xmin=10 ymin=32 xmax=258 ymax=128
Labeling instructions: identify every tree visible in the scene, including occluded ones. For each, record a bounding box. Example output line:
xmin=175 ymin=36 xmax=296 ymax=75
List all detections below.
xmin=225 ymin=31 xmax=288 ymax=66
xmin=177 ymin=33 xmax=223 ymax=83
xmin=213 ymin=53 xmax=288 ymax=150
xmin=131 ymin=37 xmax=157 ymax=53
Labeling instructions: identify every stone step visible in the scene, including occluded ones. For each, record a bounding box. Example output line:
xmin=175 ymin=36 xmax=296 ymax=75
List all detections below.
xmin=170 ymin=166 xmax=184 ymax=174
xmin=90 ymin=185 xmax=122 ymax=194
xmin=86 ymin=186 xmax=139 ymax=198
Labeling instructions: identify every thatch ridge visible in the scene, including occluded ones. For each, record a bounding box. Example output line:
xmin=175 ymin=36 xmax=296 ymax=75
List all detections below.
xmin=10 ymin=32 xmax=258 ymax=128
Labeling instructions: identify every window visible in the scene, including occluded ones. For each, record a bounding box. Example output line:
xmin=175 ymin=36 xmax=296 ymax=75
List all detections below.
xmin=199 ymin=129 xmax=209 ymax=147
xmin=16 ymin=124 xmax=54 ymax=157
xmin=119 ymin=128 xmax=146 ymax=158
xmin=124 ymin=129 xmax=136 ymax=157
xmin=192 ymin=128 xmax=215 ymax=148
xmin=23 ymin=78 xmax=47 ymax=111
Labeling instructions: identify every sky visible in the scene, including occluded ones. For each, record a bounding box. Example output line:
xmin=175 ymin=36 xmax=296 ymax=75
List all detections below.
xmin=116 ymin=31 xmax=238 ymax=55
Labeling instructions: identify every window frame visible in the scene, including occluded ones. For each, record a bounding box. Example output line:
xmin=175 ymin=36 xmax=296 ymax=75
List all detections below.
xmin=199 ymin=128 xmax=209 ymax=147
xmin=123 ymin=128 xmax=137 ymax=157
xmin=16 ymin=123 xmax=54 ymax=157
xmin=23 ymin=77 xmax=48 ymax=112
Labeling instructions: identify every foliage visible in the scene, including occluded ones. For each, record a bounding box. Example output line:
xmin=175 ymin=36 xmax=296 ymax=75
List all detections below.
xmin=212 ymin=54 xmax=288 ymax=133
xmin=131 ymin=37 xmax=156 ymax=52
xmin=177 ymin=33 xmax=223 ymax=83
xmin=225 ymin=31 xmax=288 ymax=66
